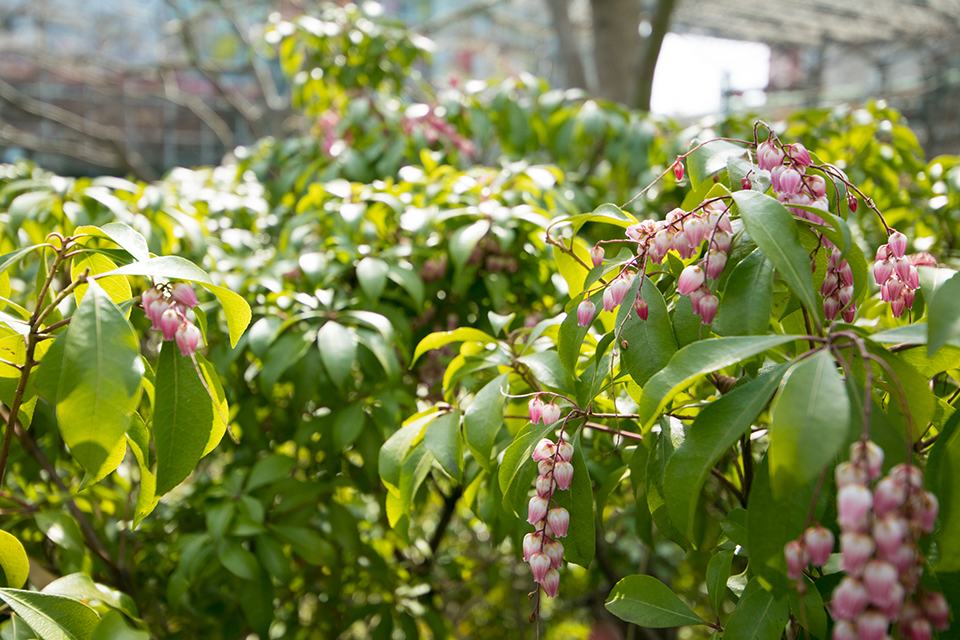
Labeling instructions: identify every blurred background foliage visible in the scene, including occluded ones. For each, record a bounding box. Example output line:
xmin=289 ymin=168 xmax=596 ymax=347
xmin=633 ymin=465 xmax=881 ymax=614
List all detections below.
xmin=2 ymin=3 xmax=960 ymax=639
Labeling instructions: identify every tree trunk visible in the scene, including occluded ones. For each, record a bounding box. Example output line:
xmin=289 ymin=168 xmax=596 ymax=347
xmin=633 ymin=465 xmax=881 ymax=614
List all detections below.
xmin=545 ymin=0 xmax=588 ymax=90
xmin=590 ymin=0 xmax=642 ymax=104
xmin=633 ymin=0 xmax=676 ymax=111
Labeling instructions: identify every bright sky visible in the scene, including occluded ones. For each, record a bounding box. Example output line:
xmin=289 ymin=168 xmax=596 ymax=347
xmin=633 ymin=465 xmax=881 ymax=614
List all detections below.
xmin=650 ymin=33 xmax=771 ymax=117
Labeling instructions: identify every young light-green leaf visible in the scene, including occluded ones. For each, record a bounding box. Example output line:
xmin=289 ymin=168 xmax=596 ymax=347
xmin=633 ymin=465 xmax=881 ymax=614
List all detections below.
xmin=424 ymin=410 xmax=463 ymax=482
xmin=0 ymin=532 xmax=29 ymax=589
xmin=733 ymin=191 xmax=818 ymax=319
xmin=56 ymin=281 xmax=143 ymax=483
xmin=411 ymin=327 xmax=497 ymax=366
xmin=0 ymin=589 xmax=100 ymax=640
xmin=768 ymin=350 xmax=849 ymax=497
xmin=605 ymin=575 xmax=706 ymax=628
xmin=463 ymin=374 xmax=508 ymax=472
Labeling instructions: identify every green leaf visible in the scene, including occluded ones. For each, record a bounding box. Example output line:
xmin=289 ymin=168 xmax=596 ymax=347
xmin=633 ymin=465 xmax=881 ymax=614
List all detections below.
xmin=32 ymin=329 xmax=67 ymax=403
xmin=0 ymin=246 xmax=44 ymax=276
xmin=617 ymin=276 xmax=677 ymax=386
xmin=379 ymin=412 xmax=437 ymax=494
xmin=723 ymin=581 xmax=790 ymax=640
xmin=558 ymin=288 xmax=604 ymax=374
xmin=927 ymin=409 xmax=960 ymax=571
xmin=238 ymin=569 xmax=273 ymax=638
xmin=424 ymin=410 xmax=463 ymax=482
xmin=733 ymin=191 xmax=818 ymax=318
xmin=316 ymin=322 xmax=356 ymax=389
xmin=664 ymin=363 xmax=789 ymax=541
xmin=788 ymin=575 xmax=827 ymax=640
xmin=334 ymin=404 xmax=366 ymax=448
xmin=88 ymin=611 xmax=149 ymax=640
xmin=386 ymin=263 xmax=424 ymax=309
xmin=706 ymin=551 xmax=733 ymax=614
xmin=714 ymin=249 xmax=774 ymax=336
xmin=498 ymin=421 xmax=556 ymax=517
xmin=217 ymin=540 xmax=259 ymax=580
xmin=100 ymin=256 xmax=251 ymax=348
xmin=153 ymin=345 xmax=228 ymax=495
xmin=246 ymin=454 xmax=297 ymax=493
xmin=0 ymin=532 xmax=28 ymax=589
xmin=259 ymin=331 xmax=312 ymax=391
xmin=0 ymin=589 xmax=100 ymax=640
xmin=71 ymin=253 xmax=131 ymax=307
xmin=463 ymin=374 xmax=508 ymax=472
xmin=565 ymin=203 xmax=636 ymax=234
xmin=605 ymin=575 xmax=706 ymax=628
xmin=747 ymin=456 xmax=817 ymax=596
xmin=56 ymin=281 xmax=143 ymax=483
xmin=646 ymin=425 xmax=688 ymax=549
xmin=687 ymin=140 xmax=745 ymax=187
xmin=42 ymin=574 xmax=138 ymax=620
xmin=556 ymin=432 xmax=591 ymax=565
xmin=636 ymin=335 xmax=798 ymax=433
xmin=411 ymin=328 xmax=497 ymax=365
xmin=516 ymin=352 xmax=574 ymax=392
xmin=927 ymin=271 xmax=960 ymax=356
xmin=126 ymin=414 xmax=158 ymax=528
xmin=356 ymin=257 xmax=389 ymax=301
xmin=487 ymin=311 xmax=515 ymax=336
xmin=449 ymin=220 xmax=490 ymax=270
xmin=34 ymin=512 xmax=84 ymax=553
xmin=768 ymin=350 xmax=849 ymax=497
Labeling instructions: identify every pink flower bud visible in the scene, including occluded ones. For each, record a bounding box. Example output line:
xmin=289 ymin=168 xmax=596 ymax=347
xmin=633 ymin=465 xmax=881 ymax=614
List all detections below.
xmin=838 ymin=484 xmax=873 ymax=531
xmin=674 ymin=232 xmax=696 ymax=260
xmin=839 ymin=263 xmax=853 ymax=287
xmin=689 ymin=286 xmax=707 ymax=316
xmin=634 ymin=297 xmax=649 ymax=321
xmin=145 ymin=298 xmax=171 ymax=329
xmin=923 ymin=591 xmax=950 ymax=631
xmin=175 ymin=321 xmax=202 ymax=357
xmin=914 ymin=491 xmax=938 ymax=533
xmin=832 ymin=620 xmax=858 ymax=640
xmin=553 ymin=461 xmax=573 ymax=490
xmin=741 ymin=176 xmax=752 ymax=190
xmin=824 ymin=295 xmax=842 ymax=321
xmin=880 ymin=582 xmax=905 ymax=621
xmin=528 ymin=397 xmax=544 ymax=424
xmin=807 ymin=175 xmax=827 ymax=198
xmin=787 ymin=143 xmax=813 ymax=167
xmin=821 ymin=272 xmax=840 ymax=296
xmin=842 ymin=303 xmax=857 ymax=323
xmin=556 ymin=440 xmax=573 ymax=463
xmin=883 ymin=541 xmax=917 ymax=575
xmin=804 ymin=526 xmax=835 ymax=566
xmin=785 ymin=540 xmax=809 ymax=580
xmin=170 ymin=282 xmax=198 ymax=308
xmin=625 ymin=223 xmax=644 ymax=242
xmin=590 ymin=244 xmax=604 ymax=267
xmin=655 ymin=230 xmax=672 ymax=257
xmin=673 ymin=160 xmax=684 ymax=181
xmin=888 ymin=231 xmax=908 ymax=258
xmin=873 ymin=515 xmax=906 ymax=557
xmin=530 ymin=552 xmax=551 ymax=582
xmin=856 ymin=610 xmax=890 ymax=640
xmin=548 ymin=507 xmax=569 ymax=538
xmin=832 ymin=577 xmax=870 ymax=620
xmin=684 ymin=216 xmax=707 ymax=248
xmin=770 ymin=165 xmax=787 ymax=192
xmin=836 ymin=461 xmax=868 ymax=488
xmin=705 ymin=250 xmax=727 ymax=279
xmin=541 ymin=403 xmax=561 ymax=425
xmin=780 ymin=168 xmax=802 ymax=195
xmin=698 ymin=293 xmax=719 ymax=325
xmin=890 ymin=464 xmax=923 ymax=490
xmin=527 ymin=496 xmax=549 ymax=525
xmin=873 ymin=477 xmax=907 ymax=516
xmin=538 ymin=460 xmax=552 ymax=476
xmin=532 ymin=438 xmax=555 ymax=461
xmin=839 ymin=285 xmax=855 ymax=307
xmin=906 ymin=265 xmax=919 ymax=290
xmin=864 ymin=561 xmax=899 ymax=608
xmin=544 ymin=539 xmax=564 ymax=569
xmin=577 ymin=299 xmax=595 ymax=327
xmin=905 ymin=618 xmax=932 ymax=640
xmin=757 ymin=140 xmax=785 ymax=171
xmin=142 ymin=287 xmax=163 ymax=311
xmin=894 ymin=256 xmax=912 ymax=283
xmin=841 ymin=532 xmax=875 ymax=575
xmin=847 ymin=193 xmax=858 ymax=213
xmin=536 ymin=474 xmax=556 ymax=498
xmin=874 ymin=259 xmax=894 ymax=286
xmin=611 ymin=273 xmax=633 ymax=306
xmin=541 ymin=568 xmax=560 ymax=597
xmin=891 ymin=296 xmax=906 ymax=318
xmin=876 ymin=244 xmax=890 ymax=262
xmin=713 ymin=230 xmax=732 ymax=252
xmin=883 ymin=277 xmax=904 ymax=302
xmin=160 ymin=307 xmax=181 ymax=341
xmin=677 ymin=265 xmax=705 ymax=295
xmin=850 ymin=441 xmax=884 ymax=480
xmin=523 ymin=532 xmax=541 ymax=562
xmin=603 ymin=287 xmax=618 ymax=313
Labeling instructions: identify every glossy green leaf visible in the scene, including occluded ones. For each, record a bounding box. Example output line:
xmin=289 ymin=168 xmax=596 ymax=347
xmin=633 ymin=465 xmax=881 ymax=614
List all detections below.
xmin=100 ymin=256 xmax=250 ymax=348
xmin=0 ymin=532 xmax=28 ymax=589
xmin=714 ymin=249 xmax=774 ymax=336
xmin=0 ymin=589 xmax=100 ymax=640
xmin=768 ymin=350 xmax=849 ymax=497
xmin=56 ymin=281 xmax=143 ymax=483
xmin=706 ymin=550 xmax=733 ymax=614
xmin=379 ymin=412 xmax=437 ymax=494
xmin=927 ymin=271 xmax=960 ymax=356
xmin=260 ymin=331 xmax=312 ymax=391
xmin=566 ymin=203 xmax=636 ymax=234
xmin=723 ymin=581 xmax=790 ymax=640
xmin=71 ymin=253 xmax=131 ymax=306
xmin=646 ymin=424 xmax=688 ymax=549
xmin=386 ymin=263 xmax=424 ymax=309
xmin=733 ymin=191 xmax=817 ymax=318
xmin=34 ymin=512 xmax=84 ymax=553
xmin=89 ymin=222 xmax=150 ymax=262
xmin=88 ymin=611 xmax=149 ymax=640
xmin=463 ymin=374 xmax=508 ymax=472
xmin=317 ymin=321 xmax=356 ymax=388
xmin=636 ymin=335 xmax=798 ymax=433
xmin=154 ymin=346 xmax=228 ymax=495
xmin=356 ymin=257 xmax=388 ymax=301
xmin=217 ymin=540 xmax=259 ymax=580
xmin=788 ymin=575 xmax=827 ymax=640
xmin=498 ymin=421 xmax=555 ymax=517
xmin=605 ymin=575 xmax=706 ymax=627
xmin=424 ymin=410 xmax=462 ymax=482
xmin=664 ymin=363 xmax=789 ymax=541
xmin=411 ymin=327 xmax=497 ymax=365
xmin=449 ymin=220 xmax=490 ymax=270
xmin=126 ymin=414 xmax=158 ymax=528
xmin=42 ymin=574 xmax=138 ymax=620
xmin=246 ymin=454 xmax=296 ymax=493
xmin=617 ymin=276 xmax=677 ymax=386
xmin=927 ymin=409 xmax=960 ymax=571
xmin=550 ymin=430 xmax=594 ymax=566
xmin=687 ymin=139 xmax=745 ymax=187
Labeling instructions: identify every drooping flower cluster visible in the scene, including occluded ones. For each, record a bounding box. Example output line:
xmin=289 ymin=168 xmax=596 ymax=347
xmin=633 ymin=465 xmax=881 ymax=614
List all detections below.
xmin=523 ymin=396 xmax=572 ymax=599
xmin=142 ymin=282 xmax=203 ymax=357
xmin=874 ymin=231 xmax=919 ymax=318
xmin=758 ymin=140 xmax=831 ymax=225
xmin=785 ymin=440 xmax=949 ymax=640
xmin=821 ymin=246 xmax=856 ymax=322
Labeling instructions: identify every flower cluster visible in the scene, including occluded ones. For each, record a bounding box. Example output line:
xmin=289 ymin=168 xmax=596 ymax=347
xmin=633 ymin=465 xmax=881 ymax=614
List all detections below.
xmin=822 ymin=246 xmax=856 ymax=322
xmin=874 ymin=231 xmax=918 ymax=319
xmin=784 ymin=440 xmax=949 ymax=640
xmin=758 ymin=140 xmax=831 ymax=225
xmin=142 ymin=282 xmax=203 ymax=357
xmin=522 ymin=397 xmax=572 ymax=599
